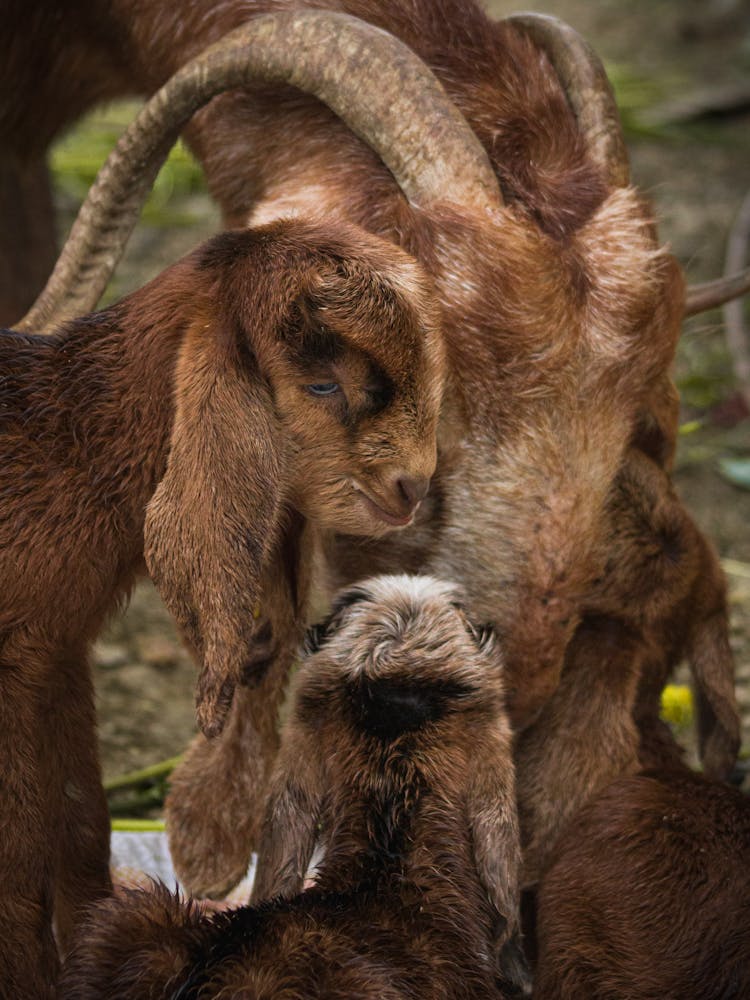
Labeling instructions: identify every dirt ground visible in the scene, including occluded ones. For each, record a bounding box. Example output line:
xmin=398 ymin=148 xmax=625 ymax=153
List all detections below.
xmin=61 ymin=0 xmax=750 ymax=790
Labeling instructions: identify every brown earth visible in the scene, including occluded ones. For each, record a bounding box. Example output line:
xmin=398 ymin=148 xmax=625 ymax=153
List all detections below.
xmin=56 ymin=0 xmax=749 ymax=789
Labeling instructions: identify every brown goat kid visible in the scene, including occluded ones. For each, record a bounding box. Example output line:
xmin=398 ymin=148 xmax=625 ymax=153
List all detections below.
xmin=534 ymin=766 xmax=750 ymax=1000
xmin=59 ymin=575 xmax=523 ymax=1000
xmin=0 ymin=220 xmax=442 ymax=995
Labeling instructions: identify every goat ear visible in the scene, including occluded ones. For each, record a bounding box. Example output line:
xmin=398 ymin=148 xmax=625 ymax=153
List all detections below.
xmin=690 ymin=610 xmax=741 ymax=780
xmin=249 ymin=724 xmax=324 ymax=904
xmin=144 ymin=320 xmax=284 ymax=738
xmin=466 ymin=730 xmax=521 ymax=944
xmin=302 ymin=585 xmax=371 ymax=655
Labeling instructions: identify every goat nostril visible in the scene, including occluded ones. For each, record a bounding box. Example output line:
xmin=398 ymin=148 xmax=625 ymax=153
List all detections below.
xmin=397 ymin=475 xmax=430 ymax=508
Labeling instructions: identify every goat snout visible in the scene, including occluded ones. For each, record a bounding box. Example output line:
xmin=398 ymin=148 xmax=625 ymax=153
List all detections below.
xmin=377 ymin=470 xmax=431 ymax=521
xmin=353 ymin=469 xmax=432 ymax=527
xmin=396 ymin=473 xmax=430 ymax=508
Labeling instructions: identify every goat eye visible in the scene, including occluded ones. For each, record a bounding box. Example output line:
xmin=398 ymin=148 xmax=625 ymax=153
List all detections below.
xmin=306 ymin=382 xmax=341 ymax=397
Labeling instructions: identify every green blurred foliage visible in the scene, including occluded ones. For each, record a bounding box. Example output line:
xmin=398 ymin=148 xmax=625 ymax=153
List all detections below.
xmin=51 ymin=101 xmax=207 ymax=227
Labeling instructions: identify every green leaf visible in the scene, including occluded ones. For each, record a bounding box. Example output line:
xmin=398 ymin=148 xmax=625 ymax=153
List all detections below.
xmin=111 ymin=818 xmax=166 ymax=832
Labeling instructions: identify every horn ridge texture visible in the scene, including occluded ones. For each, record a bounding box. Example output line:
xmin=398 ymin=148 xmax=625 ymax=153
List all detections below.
xmin=18 ymin=11 xmax=500 ymax=333
xmin=508 ymin=12 xmax=629 ymax=187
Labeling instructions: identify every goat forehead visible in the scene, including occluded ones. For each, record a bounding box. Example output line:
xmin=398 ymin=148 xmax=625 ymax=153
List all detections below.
xmin=353 ymin=573 xmax=462 ymax=608
xmin=437 ymin=190 xmax=675 ymax=365
xmin=327 ymin=328 xmax=439 ymax=409
xmin=323 ymin=575 xmax=473 ymax=661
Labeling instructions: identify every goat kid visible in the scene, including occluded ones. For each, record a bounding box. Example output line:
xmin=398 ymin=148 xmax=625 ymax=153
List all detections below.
xmin=59 ymin=575 xmax=524 ymax=1000
xmin=0 ymin=219 xmax=442 ymax=995
xmin=533 ymin=764 xmax=750 ymax=1000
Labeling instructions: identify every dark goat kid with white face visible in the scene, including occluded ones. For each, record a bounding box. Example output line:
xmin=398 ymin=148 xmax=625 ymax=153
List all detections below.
xmin=59 ymin=575 xmax=523 ymax=1000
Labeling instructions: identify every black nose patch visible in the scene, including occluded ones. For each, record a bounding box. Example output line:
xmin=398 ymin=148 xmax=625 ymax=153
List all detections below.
xmin=348 ymin=676 xmax=474 ymax=741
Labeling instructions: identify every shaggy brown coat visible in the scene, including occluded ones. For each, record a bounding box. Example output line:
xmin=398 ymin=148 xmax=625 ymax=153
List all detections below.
xmin=59 ymin=575 xmax=523 ymax=1000
xmin=533 ymin=765 xmax=750 ymax=1000
xmin=515 ymin=447 xmax=736 ymax=882
xmin=0 ymin=220 xmax=443 ymax=995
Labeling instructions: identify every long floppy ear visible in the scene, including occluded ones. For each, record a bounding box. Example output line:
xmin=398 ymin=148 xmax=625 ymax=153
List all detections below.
xmin=466 ymin=727 xmax=521 ymax=944
xmin=690 ymin=609 xmax=741 ymax=780
xmin=249 ymin=721 xmax=325 ymax=904
xmin=144 ymin=318 xmax=284 ymax=737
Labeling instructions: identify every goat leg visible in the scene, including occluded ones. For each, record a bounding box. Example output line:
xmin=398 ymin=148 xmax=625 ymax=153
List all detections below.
xmin=40 ymin=651 xmax=111 ymax=951
xmin=0 ymin=659 xmax=61 ymax=996
xmin=165 ymin=644 xmax=294 ymax=899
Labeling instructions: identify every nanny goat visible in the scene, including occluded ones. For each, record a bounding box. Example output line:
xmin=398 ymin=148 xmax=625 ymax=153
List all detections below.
xmin=533 ymin=764 xmax=750 ymax=1000
xmin=8 ymin=4 xmax=744 ymax=899
xmin=0 ymin=218 xmax=442 ymax=995
xmin=59 ymin=575 xmax=523 ymax=1000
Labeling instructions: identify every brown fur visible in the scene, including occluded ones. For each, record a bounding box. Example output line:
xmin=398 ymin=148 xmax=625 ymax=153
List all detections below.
xmin=3 ymin=0 xmax=738 ymax=922
xmin=59 ymin=575 xmax=523 ymax=1000
xmin=0 ymin=219 xmax=443 ymax=995
xmin=169 ymin=192 xmax=734 ymax=898
xmin=515 ymin=447 xmax=738 ymax=884
xmin=0 ymin=0 xmax=604 ymax=321
xmin=534 ymin=766 xmax=750 ymax=1000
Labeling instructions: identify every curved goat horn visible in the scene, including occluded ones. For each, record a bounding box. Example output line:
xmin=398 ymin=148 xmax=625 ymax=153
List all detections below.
xmin=507 ymin=12 xmax=629 ymax=188
xmin=18 ymin=11 xmax=500 ymax=333
xmin=508 ymin=14 xmax=750 ymax=317
xmin=684 ymin=267 xmax=750 ymax=316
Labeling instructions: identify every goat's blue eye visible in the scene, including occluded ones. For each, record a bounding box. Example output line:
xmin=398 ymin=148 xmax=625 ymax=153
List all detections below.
xmin=306 ymin=382 xmax=340 ymax=396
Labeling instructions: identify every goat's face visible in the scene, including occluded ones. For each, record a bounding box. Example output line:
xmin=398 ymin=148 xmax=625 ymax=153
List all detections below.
xmin=144 ymin=221 xmax=443 ymax=734
xmin=258 ymin=574 xmax=519 ymax=938
xmin=263 ymin=254 xmax=444 ymax=537
xmin=328 ymin=195 xmax=687 ymax=727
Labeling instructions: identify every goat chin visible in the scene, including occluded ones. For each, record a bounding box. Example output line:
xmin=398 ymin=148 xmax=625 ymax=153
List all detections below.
xmin=60 ymin=575 xmax=526 ymax=1000
xmin=0 ymin=219 xmax=443 ymax=993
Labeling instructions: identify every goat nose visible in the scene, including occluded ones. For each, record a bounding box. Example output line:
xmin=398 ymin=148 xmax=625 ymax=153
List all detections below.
xmin=397 ymin=474 xmax=430 ymax=508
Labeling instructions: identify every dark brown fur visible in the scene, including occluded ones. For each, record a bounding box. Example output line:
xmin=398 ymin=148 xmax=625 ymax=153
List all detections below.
xmin=534 ymin=766 xmax=750 ymax=1000
xmin=516 ymin=447 xmax=739 ymax=883
xmin=0 ymin=220 xmax=442 ymax=995
xmin=59 ymin=575 xmax=523 ymax=1000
